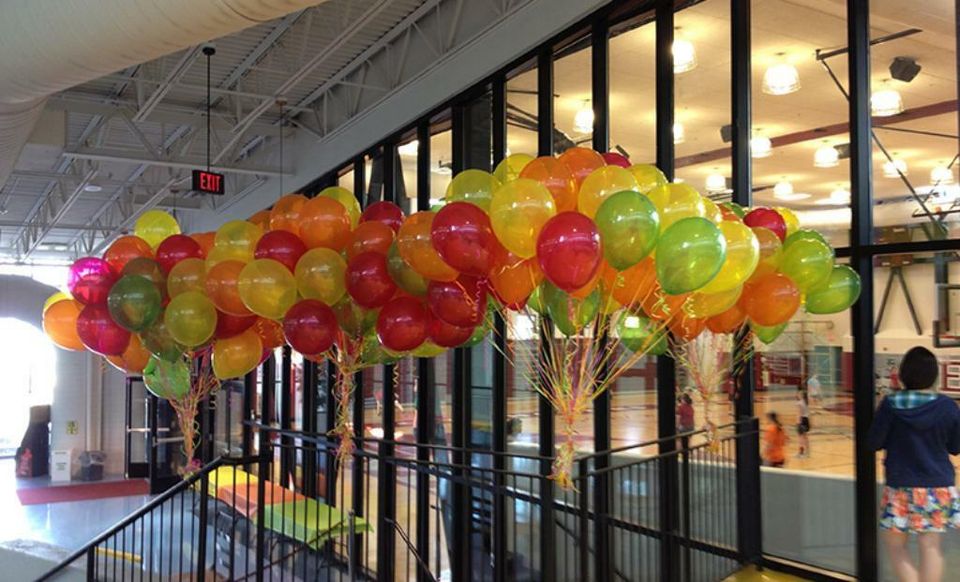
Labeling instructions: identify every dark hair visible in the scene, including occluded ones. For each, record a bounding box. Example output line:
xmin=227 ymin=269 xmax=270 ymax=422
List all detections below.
xmin=899 ymin=346 xmax=939 ymax=390
xmin=766 ymin=411 xmax=781 ymax=429
xmin=682 ymin=394 xmax=693 ymax=405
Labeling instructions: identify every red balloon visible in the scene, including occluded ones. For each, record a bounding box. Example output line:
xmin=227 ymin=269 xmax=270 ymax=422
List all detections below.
xmin=68 ymin=257 xmax=118 ymax=306
xmin=214 ymin=310 xmax=257 ymax=339
xmin=536 ymin=212 xmax=602 ymax=292
xmin=428 ymin=314 xmax=474 ymax=348
xmin=360 ymin=201 xmax=404 ymax=233
xmin=431 ymin=202 xmax=498 ymax=277
xmin=601 ymin=152 xmax=631 ymax=168
xmin=255 ymin=230 xmax=307 ymax=272
xmin=283 ymin=299 xmax=338 ymax=355
xmin=155 ymin=234 xmax=203 ymax=274
xmin=743 ymin=207 xmax=787 ymax=242
xmin=346 ymin=251 xmax=397 ymax=308
xmin=376 ymin=296 xmax=429 ymax=352
xmin=76 ymin=304 xmax=130 ymax=356
xmin=427 ymin=276 xmax=487 ymax=328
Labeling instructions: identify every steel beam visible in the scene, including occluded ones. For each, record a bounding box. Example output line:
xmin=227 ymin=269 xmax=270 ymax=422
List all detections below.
xmin=62 ymin=147 xmax=287 ymax=176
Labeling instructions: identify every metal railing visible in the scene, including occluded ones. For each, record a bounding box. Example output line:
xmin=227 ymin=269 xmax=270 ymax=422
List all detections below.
xmin=37 ymin=419 xmax=759 ymax=581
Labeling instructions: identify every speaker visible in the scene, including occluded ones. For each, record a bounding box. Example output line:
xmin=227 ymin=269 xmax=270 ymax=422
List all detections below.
xmin=890 ymin=57 xmax=921 ymax=83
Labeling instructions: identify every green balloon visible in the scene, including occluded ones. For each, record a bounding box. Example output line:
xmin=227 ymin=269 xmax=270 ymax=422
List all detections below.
xmin=655 ymin=217 xmax=727 ymax=295
xmin=387 ymin=242 xmax=427 ymax=296
xmin=528 ymin=285 xmax=546 ymax=315
xmin=412 ymin=342 xmax=445 ymax=358
xmin=544 ymin=282 xmax=599 ymax=336
xmin=108 ymin=275 xmax=162 ymax=332
xmin=595 ymin=190 xmax=660 ymax=270
xmin=751 ymin=322 xmax=787 ymax=345
xmin=783 ymin=229 xmax=827 ymax=249
xmin=721 ymin=202 xmax=745 ymax=219
xmin=805 ymin=265 xmax=861 ymax=314
xmin=779 ymin=239 xmax=834 ymax=292
xmin=361 ymin=332 xmax=400 ymax=365
xmin=616 ymin=312 xmax=667 ymax=355
xmin=140 ymin=318 xmax=185 ymax=362
xmin=143 ymin=356 xmax=190 ymax=399
xmin=461 ymin=304 xmax=494 ymax=347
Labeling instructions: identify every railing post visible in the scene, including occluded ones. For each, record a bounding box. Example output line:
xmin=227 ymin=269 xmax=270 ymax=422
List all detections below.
xmin=578 ymin=458 xmax=590 ymax=582
xmin=256 ymin=442 xmax=271 ymax=582
xmin=348 ymin=509 xmax=358 ymax=582
xmin=735 ymin=418 xmax=762 ymax=563
xmin=197 ymin=469 xmax=209 ymax=582
xmin=86 ymin=546 xmax=96 ymax=581
xmin=681 ymin=435 xmax=692 ymax=581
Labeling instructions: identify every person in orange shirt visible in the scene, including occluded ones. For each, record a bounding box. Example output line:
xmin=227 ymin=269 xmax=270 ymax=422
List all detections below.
xmin=763 ymin=411 xmax=787 ymax=468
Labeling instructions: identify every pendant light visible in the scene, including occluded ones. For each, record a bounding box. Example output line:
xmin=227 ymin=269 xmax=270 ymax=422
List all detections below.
xmin=673 ymin=35 xmax=697 ymax=74
xmin=871 ymin=82 xmax=904 ymax=117
xmin=705 ymin=172 xmax=726 ymax=193
xmin=763 ymin=55 xmax=801 ymax=95
xmin=751 ymin=134 xmax=772 ymax=158
xmin=673 ymin=122 xmax=686 ymax=145
xmin=773 ymin=179 xmax=794 ymax=199
xmin=931 ymin=164 xmax=955 ymax=186
xmin=574 ymin=100 xmax=594 ymax=134
xmin=813 ymin=143 xmax=839 ymax=168
xmin=882 ymin=157 xmax=907 ymax=178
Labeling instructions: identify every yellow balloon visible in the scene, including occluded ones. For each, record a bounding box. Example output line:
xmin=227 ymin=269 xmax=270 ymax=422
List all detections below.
xmin=212 ymin=329 xmax=263 ymax=380
xmin=164 ymin=291 xmax=217 ymax=347
xmin=319 ymin=186 xmax=361 ymax=227
xmin=489 ymin=178 xmax=557 ymax=259
xmin=647 ymin=183 xmax=705 ymax=229
xmin=627 ymin=164 xmax=668 ymax=194
xmin=167 ymin=258 xmax=207 ymax=298
xmin=135 ymin=210 xmax=180 ymax=248
xmin=775 ymin=206 xmax=800 ymax=236
xmin=214 ymin=220 xmax=262 ymax=264
xmin=577 ymin=166 xmax=640 ymax=218
xmin=295 ymin=248 xmax=347 ymax=306
xmin=238 ymin=259 xmax=298 ymax=320
xmin=687 ymin=285 xmax=743 ymax=318
xmin=43 ymin=291 xmax=71 ymax=314
xmin=445 ymin=169 xmax=502 ymax=211
xmin=751 ymin=227 xmax=783 ymax=279
xmin=204 ymin=245 xmax=238 ymax=272
xmin=493 ymin=153 xmax=534 ymax=183
xmin=700 ymin=221 xmax=760 ymax=294
xmin=702 ymin=197 xmax=723 ymax=224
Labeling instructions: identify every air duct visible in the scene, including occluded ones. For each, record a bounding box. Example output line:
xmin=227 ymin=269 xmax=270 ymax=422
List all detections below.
xmin=0 ymin=0 xmax=326 ymax=192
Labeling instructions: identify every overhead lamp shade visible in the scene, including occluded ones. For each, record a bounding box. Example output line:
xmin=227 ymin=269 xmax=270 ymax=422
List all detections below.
xmin=762 ymin=63 xmax=801 ymax=95
xmin=398 ymin=140 xmax=419 ymax=156
xmin=931 ymin=165 xmax=955 ymax=186
xmin=751 ymin=136 xmax=772 ymax=158
xmin=813 ymin=145 xmax=839 ymax=168
xmin=773 ymin=180 xmax=794 ymax=199
xmin=573 ymin=102 xmax=594 ymax=134
xmin=673 ymin=39 xmax=697 ymax=73
xmin=705 ymin=173 xmax=726 ymax=193
xmin=816 ymin=188 xmax=849 ymax=206
xmin=673 ymin=123 xmax=685 ymax=145
xmin=882 ymin=158 xmax=907 ymax=178
xmin=871 ymin=89 xmax=903 ymax=117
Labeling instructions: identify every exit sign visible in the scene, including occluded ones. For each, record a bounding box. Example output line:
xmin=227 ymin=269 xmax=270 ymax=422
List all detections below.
xmin=192 ymin=169 xmax=225 ymax=195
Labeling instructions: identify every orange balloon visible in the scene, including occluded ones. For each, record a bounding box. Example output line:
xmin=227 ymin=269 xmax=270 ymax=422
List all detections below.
xmin=347 ymin=221 xmax=394 ymax=261
xmin=270 ymin=194 xmax=308 ymax=235
xmin=707 ymin=303 xmax=747 ymax=334
xmin=641 ymin=285 xmax=689 ymax=321
xmin=206 ymin=260 xmax=252 ymax=316
xmin=669 ymin=312 xmax=707 ymax=341
xmin=190 ymin=232 xmax=216 ymax=257
xmin=489 ymin=251 xmax=543 ymax=308
xmin=397 ymin=212 xmax=459 ymax=282
xmin=601 ymin=257 xmax=658 ymax=308
xmin=519 ymin=156 xmax=578 ymax=213
xmin=107 ymin=334 xmax=151 ymax=374
xmin=750 ymin=227 xmax=783 ymax=280
xmin=43 ymin=299 xmax=85 ymax=351
xmin=557 ymin=147 xmax=606 ymax=188
xmin=253 ymin=317 xmax=285 ymax=349
xmin=300 ymin=197 xmax=352 ymax=250
xmin=740 ymin=273 xmax=800 ymax=326
xmin=104 ymin=235 xmax=153 ymax=272
xmin=249 ymin=210 xmax=272 ymax=232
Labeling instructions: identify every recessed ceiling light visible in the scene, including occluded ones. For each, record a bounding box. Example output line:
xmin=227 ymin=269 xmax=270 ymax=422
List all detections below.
xmin=673 ymin=38 xmax=697 ymax=74
xmin=751 ymin=135 xmax=772 ymax=158
xmin=883 ymin=158 xmax=908 ymax=178
xmin=763 ymin=58 xmax=801 ymax=95
xmin=871 ymin=88 xmax=904 ymax=117
xmin=83 ymin=184 xmax=103 ymax=192
xmin=814 ymin=144 xmax=839 ymax=168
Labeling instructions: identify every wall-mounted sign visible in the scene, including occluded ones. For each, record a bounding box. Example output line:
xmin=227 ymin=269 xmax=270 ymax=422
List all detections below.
xmin=192 ymin=169 xmax=224 ymax=195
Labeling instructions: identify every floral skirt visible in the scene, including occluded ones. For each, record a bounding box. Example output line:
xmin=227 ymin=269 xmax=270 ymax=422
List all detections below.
xmin=880 ymin=486 xmax=960 ymax=533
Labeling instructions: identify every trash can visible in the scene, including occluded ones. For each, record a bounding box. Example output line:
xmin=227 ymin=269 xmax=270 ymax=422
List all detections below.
xmin=78 ymin=450 xmax=106 ymax=481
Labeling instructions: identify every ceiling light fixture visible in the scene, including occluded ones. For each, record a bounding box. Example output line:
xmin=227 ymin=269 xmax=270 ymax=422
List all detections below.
xmin=83 ymin=184 xmax=102 ymax=193
xmin=673 ymin=122 xmax=685 ymax=145
xmin=882 ymin=157 xmax=907 ymax=178
xmin=573 ymin=100 xmax=594 ymax=134
xmin=871 ymin=86 xmax=904 ymax=117
xmin=930 ymin=164 xmax=955 ymax=186
xmin=751 ymin=135 xmax=772 ymax=158
xmin=762 ymin=55 xmax=801 ymax=95
xmin=398 ymin=140 xmax=419 ymax=156
xmin=814 ymin=144 xmax=839 ymax=168
xmin=673 ymin=36 xmax=697 ymax=74
xmin=773 ymin=179 xmax=794 ymax=199
xmin=705 ymin=172 xmax=727 ymax=193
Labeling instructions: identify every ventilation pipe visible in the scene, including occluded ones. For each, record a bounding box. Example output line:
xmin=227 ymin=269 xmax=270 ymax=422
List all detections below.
xmin=0 ymin=0 xmax=327 ymax=190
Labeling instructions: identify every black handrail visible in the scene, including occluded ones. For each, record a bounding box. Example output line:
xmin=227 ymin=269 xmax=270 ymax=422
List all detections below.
xmin=36 ymin=454 xmax=259 ymax=581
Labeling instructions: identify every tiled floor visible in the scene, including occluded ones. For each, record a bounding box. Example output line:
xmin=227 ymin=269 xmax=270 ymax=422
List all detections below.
xmin=724 ymin=565 xmax=811 ymax=581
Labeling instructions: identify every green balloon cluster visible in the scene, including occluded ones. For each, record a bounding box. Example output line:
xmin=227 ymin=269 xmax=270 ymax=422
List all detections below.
xmin=143 ymin=356 xmax=190 ymax=399
xmin=616 ymin=313 xmax=668 ymax=355
xmin=107 ymin=275 xmax=162 ymax=332
xmin=544 ymin=283 xmax=599 ymax=336
xmin=595 ymin=190 xmax=660 ymax=270
xmin=779 ymin=238 xmax=834 ymax=292
xmin=141 ymin=319 xmax=186 ymax=362
xmin=655 ymin=217 xmax=727 ymax=295
xmin=751 ymin=322 xmax=787 ymax=345
xmin=806 ymin=265 xmax=862 ymax=314
xmin=387 ymin=242 xmax=428 ymax=296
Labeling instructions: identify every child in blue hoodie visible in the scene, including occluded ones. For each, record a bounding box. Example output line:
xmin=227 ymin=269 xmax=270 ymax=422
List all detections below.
xmin=868 ymin=346 xmax=960 ymax=582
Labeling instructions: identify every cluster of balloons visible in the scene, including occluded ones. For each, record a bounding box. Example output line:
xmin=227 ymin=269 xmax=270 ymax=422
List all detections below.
xmin=42 ymin=146 xmax=862 ymax=399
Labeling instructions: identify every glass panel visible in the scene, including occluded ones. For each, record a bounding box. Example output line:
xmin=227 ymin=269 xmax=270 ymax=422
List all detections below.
xmin=870 ymin=3 xmax=959 ymax=244
xmin=397 ymin=133 xmax=418 ymax=215
xmin=554 ymin=38 xmax=591 ymax=155
xmin=338 ymin=167 xmax=354 ymax=190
